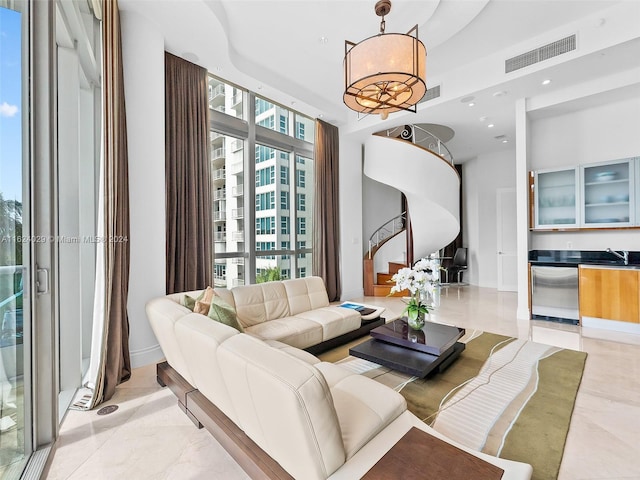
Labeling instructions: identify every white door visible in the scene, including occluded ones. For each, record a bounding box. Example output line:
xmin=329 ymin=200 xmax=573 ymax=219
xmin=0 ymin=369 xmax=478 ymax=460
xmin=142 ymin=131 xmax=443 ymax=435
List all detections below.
xmin=497 ymin=188 xmax=518 ymax=291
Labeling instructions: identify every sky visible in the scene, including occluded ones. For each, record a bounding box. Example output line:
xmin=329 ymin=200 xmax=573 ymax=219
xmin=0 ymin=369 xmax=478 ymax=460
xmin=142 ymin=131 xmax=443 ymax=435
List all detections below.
xmin=0 ymin=6 xmax=22 ymax=203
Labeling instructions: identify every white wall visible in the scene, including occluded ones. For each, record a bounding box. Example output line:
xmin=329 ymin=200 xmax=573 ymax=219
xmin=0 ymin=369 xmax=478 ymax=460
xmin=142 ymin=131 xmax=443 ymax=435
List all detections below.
xmin=530 ymin=97 xmax=640 ymax=252
xmin=121 ymin=11 xmax=166 ymax=367
xmin=463 ymin=150 xmax=516 ymax=287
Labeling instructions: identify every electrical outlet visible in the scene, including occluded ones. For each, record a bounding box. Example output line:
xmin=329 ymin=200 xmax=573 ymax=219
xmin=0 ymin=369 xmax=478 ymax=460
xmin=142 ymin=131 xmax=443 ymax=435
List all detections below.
xmin=567 ymin=241 xmax=573 ymax=249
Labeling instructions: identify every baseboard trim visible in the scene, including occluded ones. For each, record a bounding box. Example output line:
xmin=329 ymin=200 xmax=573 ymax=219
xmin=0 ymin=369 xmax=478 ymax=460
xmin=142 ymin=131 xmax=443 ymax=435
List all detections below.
xmin=130 ymin=343 xmax=164 ymax=368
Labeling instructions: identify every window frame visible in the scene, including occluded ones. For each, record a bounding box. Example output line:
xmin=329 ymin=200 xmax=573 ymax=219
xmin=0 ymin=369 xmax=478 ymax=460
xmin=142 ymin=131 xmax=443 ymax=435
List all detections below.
xmin=208 ymin=75 xmax=314 ymax=285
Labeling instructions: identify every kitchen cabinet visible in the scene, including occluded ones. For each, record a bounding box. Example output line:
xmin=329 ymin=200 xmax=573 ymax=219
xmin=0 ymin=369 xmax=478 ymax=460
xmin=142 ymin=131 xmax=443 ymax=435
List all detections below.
xmin=531 ymin=157 xmax=639 ymax=230
xmin=533 ymin=167 xmax=579 ymax=229
xmin=579 ymin=266 xmax=639 ymax=323
xmin=581 ymin=159 xmax=635 ymax=227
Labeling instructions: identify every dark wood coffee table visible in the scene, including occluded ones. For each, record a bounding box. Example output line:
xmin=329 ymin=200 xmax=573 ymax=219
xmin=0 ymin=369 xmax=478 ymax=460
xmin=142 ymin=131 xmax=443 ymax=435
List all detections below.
xmin=349 ymin=318 xmax=465 ymax=377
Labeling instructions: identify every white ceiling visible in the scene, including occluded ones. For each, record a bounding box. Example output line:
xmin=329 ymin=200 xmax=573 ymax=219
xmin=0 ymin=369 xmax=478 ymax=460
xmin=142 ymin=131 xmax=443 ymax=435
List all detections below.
xmin=118 ymin=0 xmax=640 ymax=162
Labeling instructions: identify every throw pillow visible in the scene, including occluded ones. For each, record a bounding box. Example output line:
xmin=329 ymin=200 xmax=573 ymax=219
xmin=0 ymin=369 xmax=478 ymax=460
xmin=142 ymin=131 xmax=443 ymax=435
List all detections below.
xmin=182 ymin=288 xmax=207 ymax=311
xmin=194 ymin=286 xmax=215 ymax=315
xmin=207 ymin=295 xmax=244 ymax=332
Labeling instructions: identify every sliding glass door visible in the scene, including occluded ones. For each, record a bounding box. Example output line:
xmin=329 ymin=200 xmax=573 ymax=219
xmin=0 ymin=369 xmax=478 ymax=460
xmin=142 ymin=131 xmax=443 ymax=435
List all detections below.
xmin=0 ymin=1 xmax=30 ymax=477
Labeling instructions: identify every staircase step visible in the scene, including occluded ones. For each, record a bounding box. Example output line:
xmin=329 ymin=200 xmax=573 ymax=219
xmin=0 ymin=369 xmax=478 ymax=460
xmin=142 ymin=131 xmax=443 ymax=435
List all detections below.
xmin=388 ymin=262 xmax=408 ymax=274
xmin=377 ymin=273 xmax=395 ymax=284
xmin=372 ymin=284 xmax=408 ymax=297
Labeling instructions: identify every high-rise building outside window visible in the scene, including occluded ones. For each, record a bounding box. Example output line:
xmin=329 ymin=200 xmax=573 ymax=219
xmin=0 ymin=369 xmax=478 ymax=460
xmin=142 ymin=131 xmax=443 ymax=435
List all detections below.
xmin=209 ymin=74 xmax=314 ymax=286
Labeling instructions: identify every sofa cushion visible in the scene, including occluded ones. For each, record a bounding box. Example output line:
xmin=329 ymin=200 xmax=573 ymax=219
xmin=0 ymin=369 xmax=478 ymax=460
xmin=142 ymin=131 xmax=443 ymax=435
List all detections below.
xmin=316 ymin=362 xmax=407 ymax=459
xmin=283 ymin=277 xmax=330 ymax=315
xmin=145 ymin=296 xmax=196 ymax=385
xmin=244 ymin=316 xmax=323 ymax=349
xmin=218 ymin=334 xmax=346 ymax=480
xmin=173 ymin=313 xmax=240 ymax=423
xmin=293 ymin=306 xmax=361 ymax=342
xmin=262 ymin=339 xmax=321 ymax=365
xmin=231 ymin=282 xmax=290 ymax=327
xmin=207 ymin=295 xmax=244 ymax=332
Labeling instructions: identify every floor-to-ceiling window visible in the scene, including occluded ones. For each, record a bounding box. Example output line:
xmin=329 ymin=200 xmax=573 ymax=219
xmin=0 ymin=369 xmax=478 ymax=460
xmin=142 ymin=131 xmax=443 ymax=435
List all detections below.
xmin=207 ymin=75 xmax=315 ymax=286
xmin=0 ymin=2 xmax=28 ymax=477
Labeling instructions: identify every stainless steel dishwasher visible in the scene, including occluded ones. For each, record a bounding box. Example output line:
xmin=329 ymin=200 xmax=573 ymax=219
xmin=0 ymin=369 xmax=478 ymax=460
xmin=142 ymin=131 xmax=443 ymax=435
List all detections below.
xmin=530 ymin=265 xmax=579 ymax=324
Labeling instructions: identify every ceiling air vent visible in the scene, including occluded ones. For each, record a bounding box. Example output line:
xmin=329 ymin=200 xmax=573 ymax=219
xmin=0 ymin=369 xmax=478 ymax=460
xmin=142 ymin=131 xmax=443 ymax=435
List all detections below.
xmin=419 ymin=85 xmax=441 ymax=104
xmin=505 ymin=34 xmax=576 ymax=73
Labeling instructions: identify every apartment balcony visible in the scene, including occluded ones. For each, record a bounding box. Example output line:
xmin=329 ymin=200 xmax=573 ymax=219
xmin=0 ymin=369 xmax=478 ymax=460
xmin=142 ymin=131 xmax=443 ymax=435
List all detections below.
xmin=209 ymin=84 xmax=224 ymax=100
xmin=231 ymin=257 xmax=245 ymax=265
xmin=212 ymin=147 xmax=226 ymax=160
xmin=231 ymin=231 xmax=244 ymax=242
xmin=232 ymin=185 xmax=243 ymax=196
xmin=214 ymin=232 xmax=227 ymax=242
xmin=231 ymin=208 xmax=244 ymax=220
xmin=214 ymin=211 xmax=226 ymax=221
xmin=213 ymin=168 xmax=226 ymax=181
xmin=208 ymin=85 xmax=225 ymax=110
xmin=231 ymin=94 xmax=242 ymax=106
xmin=231 ymin=278 xmax=245 ymax=287
xmin=213 ymin=188 xmax=226 ymax=201
xmin=231 ymin=140 xmax=243 ymax=152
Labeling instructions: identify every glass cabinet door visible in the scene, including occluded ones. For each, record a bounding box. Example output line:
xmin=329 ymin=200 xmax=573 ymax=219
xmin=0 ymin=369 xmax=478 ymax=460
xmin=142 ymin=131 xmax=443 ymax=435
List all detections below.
xmin=581 ymin=160 xmax=634 ymax=227
xmin=535 ymin=168 xmax=579 ymax=228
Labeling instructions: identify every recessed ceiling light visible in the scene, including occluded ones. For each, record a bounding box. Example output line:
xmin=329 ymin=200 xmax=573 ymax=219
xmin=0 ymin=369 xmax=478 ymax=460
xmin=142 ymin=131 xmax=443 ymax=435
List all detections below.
xmin=542 ymin=79 xmax=552 ymax=85
xmin=291 ymin=101 xmax=296 ymax=106
xmin=318 ymin=114 xmax=324 ymax=118
xmin=468 ymin=102 xmax=475 ymax=107
xmin=319 ymin=36 xmax=329 ymax=44
xmin=493 ymin=90 xmax=507 ymax=97
xmin=479 ymin=116 xmax=488 ymax=122
xmin=461 ymin=96 xmax=475 ymax=103
xmin=487 ymin=124 xmax=495 ymax=128
xmin=257 ymin=85 xmax=263 ymax=90
xmin=502 ymin=139 xmax=509 ymax=144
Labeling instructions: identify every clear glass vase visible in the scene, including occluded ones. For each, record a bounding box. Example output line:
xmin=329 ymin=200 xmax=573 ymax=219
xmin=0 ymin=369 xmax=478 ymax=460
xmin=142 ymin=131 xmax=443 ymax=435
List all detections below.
xmin=407 ymin=311 xmax=426 ymax=330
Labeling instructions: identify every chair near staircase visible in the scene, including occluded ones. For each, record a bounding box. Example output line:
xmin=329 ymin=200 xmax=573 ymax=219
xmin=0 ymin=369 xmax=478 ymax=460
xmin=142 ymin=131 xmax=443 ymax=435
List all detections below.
xmin=447 ymin=247 xmax=468 ymax=284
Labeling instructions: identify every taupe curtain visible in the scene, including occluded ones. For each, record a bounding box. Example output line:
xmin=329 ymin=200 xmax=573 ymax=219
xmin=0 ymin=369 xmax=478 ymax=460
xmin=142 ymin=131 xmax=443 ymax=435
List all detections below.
xmin=313 ymin=119 xmax=341 ymax=301
xmin=165 ymin=53 xmax=212 ymax=294
xmin=100 ymin=0 xmax=131 ymax=401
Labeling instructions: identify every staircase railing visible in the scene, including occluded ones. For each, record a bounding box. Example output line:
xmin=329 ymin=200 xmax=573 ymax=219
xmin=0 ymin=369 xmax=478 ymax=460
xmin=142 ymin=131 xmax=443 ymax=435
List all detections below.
xmin=383 ymin=125 xmax=454 ymax=164
xmin=368 ymin=211 xmax=406 ymax=259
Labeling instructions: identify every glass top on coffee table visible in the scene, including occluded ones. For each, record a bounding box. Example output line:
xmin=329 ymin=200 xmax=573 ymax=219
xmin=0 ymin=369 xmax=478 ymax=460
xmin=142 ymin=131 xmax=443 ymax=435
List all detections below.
xmin=370 ymin=318 xmax=465 ymax=356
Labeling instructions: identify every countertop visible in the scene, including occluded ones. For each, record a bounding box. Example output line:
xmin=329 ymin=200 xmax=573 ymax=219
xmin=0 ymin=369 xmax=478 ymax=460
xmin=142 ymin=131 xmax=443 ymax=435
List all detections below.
xmin=529 ymin=249 xmax=640 ymax=267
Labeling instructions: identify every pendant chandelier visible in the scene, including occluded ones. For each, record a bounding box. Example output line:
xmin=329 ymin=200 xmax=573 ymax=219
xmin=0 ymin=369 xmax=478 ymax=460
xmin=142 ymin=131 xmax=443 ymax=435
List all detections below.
xmin=343 ymin=0 xmax=427 ymax=120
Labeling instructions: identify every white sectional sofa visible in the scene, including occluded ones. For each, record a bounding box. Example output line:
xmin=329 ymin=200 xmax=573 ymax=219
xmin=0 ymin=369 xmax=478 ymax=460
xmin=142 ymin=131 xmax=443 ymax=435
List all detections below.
xmin=215 ymin=276 xmax=362 ymax=349
xmin=146 ymin=278 xmax=533 ymax=480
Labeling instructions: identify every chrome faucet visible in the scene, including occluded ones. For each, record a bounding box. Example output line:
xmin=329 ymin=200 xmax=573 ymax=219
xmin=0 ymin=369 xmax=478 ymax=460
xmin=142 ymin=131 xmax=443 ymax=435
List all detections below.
xmin=606 ymin=248 xmax=629 ymax=265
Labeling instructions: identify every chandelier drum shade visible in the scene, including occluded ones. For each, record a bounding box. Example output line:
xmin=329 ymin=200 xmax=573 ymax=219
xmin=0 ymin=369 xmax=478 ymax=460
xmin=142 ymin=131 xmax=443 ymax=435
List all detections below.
xmin=344 ymin=0 xmax=427 ymax=119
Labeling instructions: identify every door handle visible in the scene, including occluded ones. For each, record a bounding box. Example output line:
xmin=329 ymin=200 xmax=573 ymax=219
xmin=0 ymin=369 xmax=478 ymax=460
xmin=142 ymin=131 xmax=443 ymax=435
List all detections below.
xmin=36 ymin=265 xmax=50 ymax=295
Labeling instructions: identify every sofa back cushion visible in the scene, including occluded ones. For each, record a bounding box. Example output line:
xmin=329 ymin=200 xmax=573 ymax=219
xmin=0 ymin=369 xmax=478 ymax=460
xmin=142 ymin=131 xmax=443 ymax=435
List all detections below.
xmin=146 ymin=295 xmax=197 ymax=385
xmin=174 ymin=313 xmax=240 ymax=423
xmin=284 ymin=277 xmax=330 ymax=315
xmin=231 ymin=282 xmax=290 ymax=327
xmin=218 ymin=334 xmax=346 ymax=480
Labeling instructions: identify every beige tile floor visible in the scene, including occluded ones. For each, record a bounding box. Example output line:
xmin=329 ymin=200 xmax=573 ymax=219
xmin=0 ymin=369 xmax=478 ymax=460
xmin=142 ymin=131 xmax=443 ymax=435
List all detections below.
xmin=45 ymin=286 xmax=640 ymax=479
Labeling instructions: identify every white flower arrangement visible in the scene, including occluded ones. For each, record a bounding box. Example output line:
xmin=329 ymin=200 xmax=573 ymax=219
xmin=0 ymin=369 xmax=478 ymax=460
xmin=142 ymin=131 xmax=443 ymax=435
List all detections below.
xmin=389 ymin=257 xmax=441 ymax=323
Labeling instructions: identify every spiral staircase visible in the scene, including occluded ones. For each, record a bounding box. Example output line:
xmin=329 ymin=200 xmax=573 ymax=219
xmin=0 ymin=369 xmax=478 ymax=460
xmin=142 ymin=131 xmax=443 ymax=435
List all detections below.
xmin=363 ymin=126 xmax=460 ymax=296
